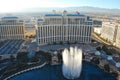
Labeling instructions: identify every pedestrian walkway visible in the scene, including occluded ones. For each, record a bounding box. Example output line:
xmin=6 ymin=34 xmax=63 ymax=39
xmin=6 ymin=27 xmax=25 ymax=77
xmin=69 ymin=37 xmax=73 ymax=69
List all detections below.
xmin=39 ymin=44 xmax=97 ymax=53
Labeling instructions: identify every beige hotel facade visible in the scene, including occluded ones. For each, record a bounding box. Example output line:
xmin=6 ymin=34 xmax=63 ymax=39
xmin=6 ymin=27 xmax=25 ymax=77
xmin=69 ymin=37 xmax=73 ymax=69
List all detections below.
xmin=0 ymin=16 xmax=25 ymax=41
xmin=36 ymin=12 xmax=93 ymax=45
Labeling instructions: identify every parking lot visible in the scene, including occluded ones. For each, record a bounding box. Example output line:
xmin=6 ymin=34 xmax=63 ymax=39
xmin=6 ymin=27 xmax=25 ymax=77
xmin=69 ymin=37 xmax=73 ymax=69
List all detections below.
xmin=0 ymin=40 xmax=24 ymax=55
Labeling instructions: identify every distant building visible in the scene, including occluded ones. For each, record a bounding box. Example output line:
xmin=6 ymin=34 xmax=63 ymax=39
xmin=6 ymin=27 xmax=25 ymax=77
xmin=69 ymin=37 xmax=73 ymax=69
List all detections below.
xmin=93 ymin=20 xmax=102 ymax=34
xmin=0 ymin=16 xmax=25 ymax=41
xmin=94 ymin=27 xmax=102 ymax=34
xmin=93 ymin=20 xmax=102 ymax=27
xmin=36 ymin=12 xmax=93 ymax=45
xmin=25 ymin=23 xmax=36 ymax=37
xmin=100 ymin=22 xmax=120 ymax=49
xmin=115 ymin=24 xmax=120 ymax=48
xmin=100 ymin=22 xmax=118 ymax=44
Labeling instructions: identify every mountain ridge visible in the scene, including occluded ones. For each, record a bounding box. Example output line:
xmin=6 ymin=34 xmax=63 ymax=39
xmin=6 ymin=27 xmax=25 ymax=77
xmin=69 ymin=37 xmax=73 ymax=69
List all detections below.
xmin=20 ymin=6 xmax=120 ymax=14
xmin=1 ymin=6 xmax=118 ymax=15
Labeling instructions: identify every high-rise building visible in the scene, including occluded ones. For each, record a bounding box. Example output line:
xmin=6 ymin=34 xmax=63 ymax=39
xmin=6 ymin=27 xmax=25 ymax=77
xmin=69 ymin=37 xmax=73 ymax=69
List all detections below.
xmin=36 ymin=12 xmax=93 ymax=45
xmin=93 ymin=20 xmax=102 ymax=34
xmin=0 ymin=16 xmax=25 ymax=41
xmin=115 ymin=25 xmax=120 ymax=48
xmin=100 ymin=21 xmax=120 ymax=49
xmin=101 ymin=22 xmax=118 ymax=44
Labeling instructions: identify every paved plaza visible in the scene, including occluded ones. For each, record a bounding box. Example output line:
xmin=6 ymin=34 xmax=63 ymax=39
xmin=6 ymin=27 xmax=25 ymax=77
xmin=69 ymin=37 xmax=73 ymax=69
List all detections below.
xmin=0 ymin=40 xmax=24 ymax=55
xmin=39 ymin=43 xmax=97 ymax=53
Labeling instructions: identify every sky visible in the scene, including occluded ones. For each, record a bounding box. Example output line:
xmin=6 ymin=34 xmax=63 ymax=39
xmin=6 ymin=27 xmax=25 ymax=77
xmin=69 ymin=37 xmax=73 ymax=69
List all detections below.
xmin=0 ymin=0 xmax=119 ymax=13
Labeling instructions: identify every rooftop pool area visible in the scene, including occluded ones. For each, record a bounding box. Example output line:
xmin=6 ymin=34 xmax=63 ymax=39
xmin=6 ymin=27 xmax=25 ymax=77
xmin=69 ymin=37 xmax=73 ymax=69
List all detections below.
xmin=9 ymin=61 xmax=116 ymax=80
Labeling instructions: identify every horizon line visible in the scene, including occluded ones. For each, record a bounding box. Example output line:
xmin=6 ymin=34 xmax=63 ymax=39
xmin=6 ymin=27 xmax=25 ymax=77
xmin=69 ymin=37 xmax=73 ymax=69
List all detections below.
xmin=0 ymin=6 xmax=120 ymax=14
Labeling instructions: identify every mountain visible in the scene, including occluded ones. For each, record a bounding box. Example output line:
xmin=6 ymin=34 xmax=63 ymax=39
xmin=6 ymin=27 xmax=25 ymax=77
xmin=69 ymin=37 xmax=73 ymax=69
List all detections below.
xmin=20 ymin=6 xmax=120 ymax=14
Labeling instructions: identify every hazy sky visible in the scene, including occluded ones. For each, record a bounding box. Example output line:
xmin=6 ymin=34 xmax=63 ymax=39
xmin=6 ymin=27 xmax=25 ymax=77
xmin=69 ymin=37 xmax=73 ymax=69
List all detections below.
xmin=0 ymin=0 xmax=119 ymax=13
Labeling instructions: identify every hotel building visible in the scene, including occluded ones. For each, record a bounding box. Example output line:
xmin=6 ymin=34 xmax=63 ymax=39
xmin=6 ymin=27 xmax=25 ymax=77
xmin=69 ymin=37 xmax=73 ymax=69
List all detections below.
xmin=100 ymin=21 xmax=120 ymax=49
xmin=101 ymin=22 xmax=118 ymax=44
xmin=36 ymin=12 xmax=93 ymax=45
xmin=114 ymin=24 xmax=120 ymax=49
xmin=93 ymin=20 xmax=102 ymax=34
xmin=0 ymin=16 xmax=25 ymax=41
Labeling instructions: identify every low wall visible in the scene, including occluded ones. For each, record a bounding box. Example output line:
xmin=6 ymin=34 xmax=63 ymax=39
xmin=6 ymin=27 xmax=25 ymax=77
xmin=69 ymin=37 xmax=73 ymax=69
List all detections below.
xmin=4 ymin=62 xmax=47 ymax=80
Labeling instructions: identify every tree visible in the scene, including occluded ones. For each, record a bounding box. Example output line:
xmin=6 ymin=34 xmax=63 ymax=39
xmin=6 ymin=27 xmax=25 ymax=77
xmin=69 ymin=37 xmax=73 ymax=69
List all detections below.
xmin=17 ymin=52 xmax=29 ymax=63
xmin=95 ymin=58 xmax=100 ymax=64
xmin=104 ymin=64 xmax=110 ymax=72
xmin=82 ymin=54 xmax=85 ymax=59
xmin=10 ymin=55 xmax=15 ymax=62
xmin=26 ymin=35 xmax=29 ymax=38
xmin=102 ymin=45 xmax=107 ymax=51
xmin=111 ymin=72 xmax=118 ymax=77
xmin=0 ymin=56 xmax=2 ymax=60
xmin=29 ymin=35 xmax=33 ymax=38
xmin=91 ymin=57 xmax=100 ymax=65
xmin=106 ymin=50 xmax=112 ymax=55
xmin=36 ymin=51 xmax=51 ymax=61
xmin=16 ymin=62 xmax=27 ymax=69
xmin=91 ymin=39 xmax=95 ymax=42
xmin=96 ymin=47 xmax=102 ymax=51
xmin=58 ymin=53 xmax=62 ymax=62
xmin=29 ymin=35 xmax=35 ymax=38
xmin=31 ymin=57 xmax=39 ymax=62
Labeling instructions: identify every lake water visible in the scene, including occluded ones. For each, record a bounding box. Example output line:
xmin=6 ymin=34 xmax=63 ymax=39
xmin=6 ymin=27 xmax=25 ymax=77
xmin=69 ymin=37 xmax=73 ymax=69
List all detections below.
xmin=9 ymin=61 xmax=116 ymax=80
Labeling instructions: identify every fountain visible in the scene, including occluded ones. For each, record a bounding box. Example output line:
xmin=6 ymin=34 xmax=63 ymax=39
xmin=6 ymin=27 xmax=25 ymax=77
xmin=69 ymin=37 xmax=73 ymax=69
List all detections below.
xmin=62 ymin=47 xmax=82 ymax=79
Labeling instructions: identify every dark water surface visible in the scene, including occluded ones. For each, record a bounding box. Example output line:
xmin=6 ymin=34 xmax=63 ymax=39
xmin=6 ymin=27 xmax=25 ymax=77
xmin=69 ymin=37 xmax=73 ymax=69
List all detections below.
xmin=9 ymin=61 xmax=116 ymax=80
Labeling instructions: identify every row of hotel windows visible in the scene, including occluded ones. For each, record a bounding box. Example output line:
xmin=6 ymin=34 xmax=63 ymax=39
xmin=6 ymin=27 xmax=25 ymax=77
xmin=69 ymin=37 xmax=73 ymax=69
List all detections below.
xmin=44 ymin=18 xmax=87 ymax=25
xmin=0 ymin=26 xmax=24 ymax=34
xmin=37 ymin=26 xmax=92 ymax=37
xmin=41 ymin=22 xmax=92 ymax=26
xmin=0 ymin=22 xmax=23 ymax=25
xmin=45 ymin=18 xmax=86 ymax=22
xmin=0 ymin=35 xmax=24 ymax=39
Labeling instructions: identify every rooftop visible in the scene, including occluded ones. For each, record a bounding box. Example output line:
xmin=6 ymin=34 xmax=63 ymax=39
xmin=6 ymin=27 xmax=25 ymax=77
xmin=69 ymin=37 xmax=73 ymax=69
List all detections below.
xmin=37 ymin=19 xmax=43 ymax=21
xmin=45 ymin=14 xmax=62 ymax=16
xmin=2 ymin=16 xmax=18 ymax=19
xmin=67 ymin=14 xmax=85 ymax=16
xmin=19 ymin=20 xmax=24 ymax=22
